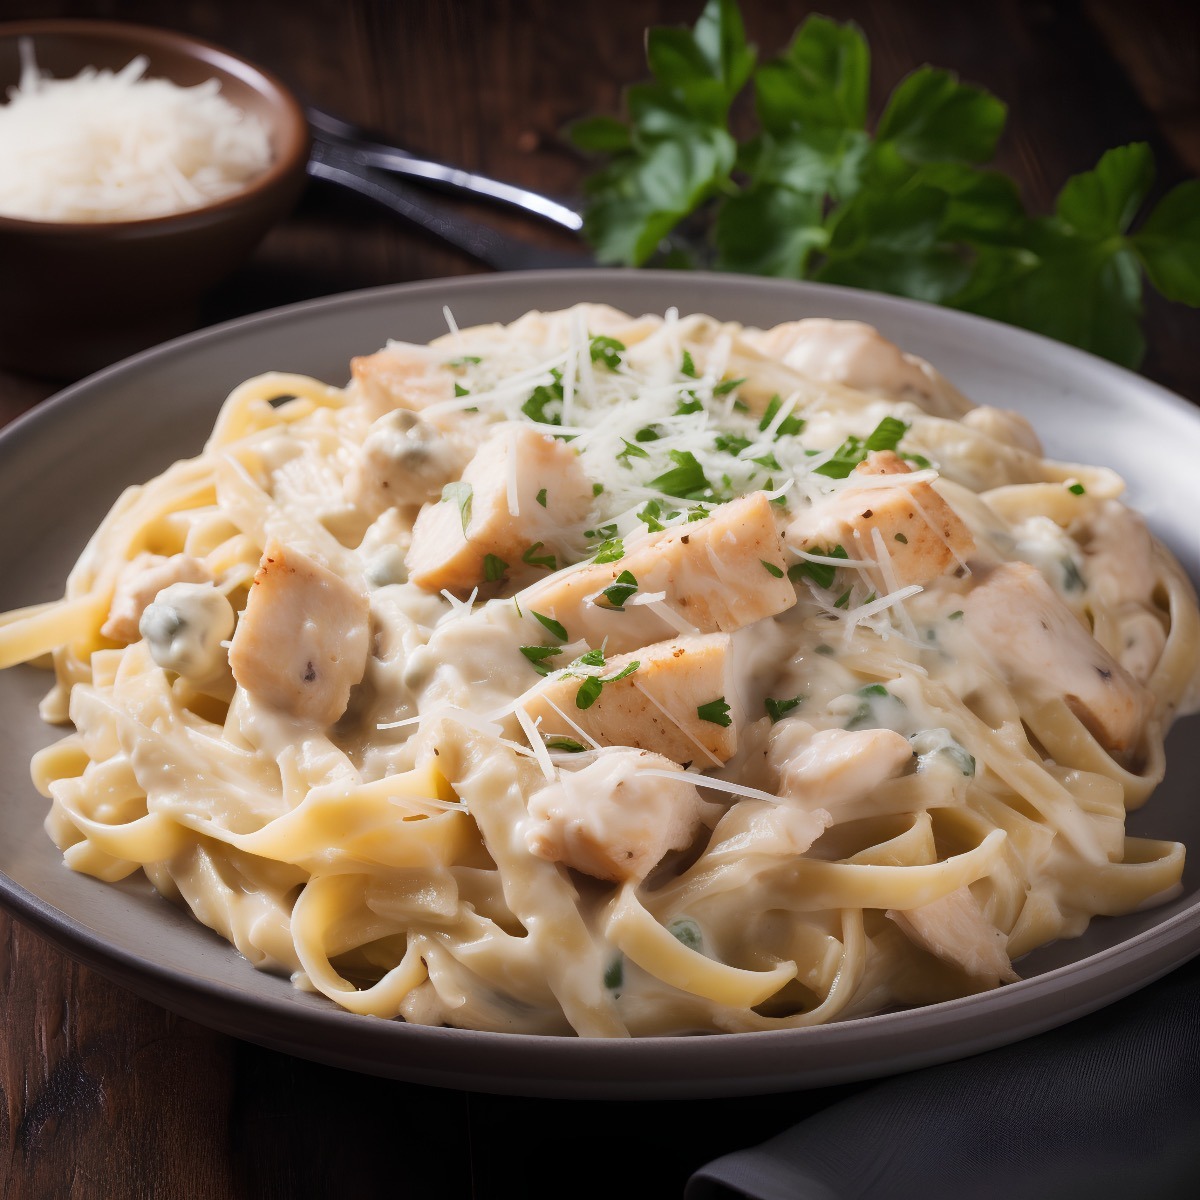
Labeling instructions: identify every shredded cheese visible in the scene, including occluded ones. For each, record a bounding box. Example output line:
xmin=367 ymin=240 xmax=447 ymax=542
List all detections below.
xmin=0 ymin=41 xmax=272 ymax=222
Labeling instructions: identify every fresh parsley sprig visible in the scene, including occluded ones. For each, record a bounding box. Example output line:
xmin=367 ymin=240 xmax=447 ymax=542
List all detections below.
xmin=568 ymin=1 xmax=1199 ymax=368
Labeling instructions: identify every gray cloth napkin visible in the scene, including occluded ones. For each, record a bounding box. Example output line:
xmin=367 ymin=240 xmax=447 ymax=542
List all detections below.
xmin=687 ymin=954 xmax=1200 ymax=1200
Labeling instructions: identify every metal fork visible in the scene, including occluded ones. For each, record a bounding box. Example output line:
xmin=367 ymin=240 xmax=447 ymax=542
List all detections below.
xmin=306 ymin=105 xmax=586 ymax=236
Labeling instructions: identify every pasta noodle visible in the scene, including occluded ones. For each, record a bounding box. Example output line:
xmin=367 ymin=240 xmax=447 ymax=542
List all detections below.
xmin=2 ymin=303 xmax=1198 ymax=1037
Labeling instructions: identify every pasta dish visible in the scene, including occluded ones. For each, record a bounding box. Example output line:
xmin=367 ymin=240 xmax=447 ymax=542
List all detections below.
xmin=1 ymin=303 xmax=1197 ymax=1037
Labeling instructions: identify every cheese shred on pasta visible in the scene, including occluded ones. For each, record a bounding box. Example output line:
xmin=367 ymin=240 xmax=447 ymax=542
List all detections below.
xmin=2 ymin=304 xmax=1198 ymax=1036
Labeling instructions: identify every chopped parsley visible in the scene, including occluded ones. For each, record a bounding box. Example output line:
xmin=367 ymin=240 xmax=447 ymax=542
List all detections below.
xmin=589 ymin=334 xmax=625 ymax=371
xmin=815 ymin=417 xmax=910 ymax=479
xmin=758 ymin=394 xmax=805 ymax=438
xmin=576 ymin=676 xmax=604 ymax=709
xmin=440 ymin=481 xmax=473 ymax=534
xmin=600 ymin=570 xmax=639 ymax=608
xmin=894 ymin=532 xmax=908 ymax=544
xmin=593 ymin=537 xmax=625 ymax=564
xmin=446 ymin=354 xmax=481 ymax=367
xmin=674 ymin=393 xmax=705 ymax=415
xmin=680 ymin=349 xmax=698 ymax=378
xmin=697 ymin=697 xmax=732 ymax=727
xmin=714 ymin=432 xmax=752 ymax=456
xmin=713 ymin=377 xmax=746 ymax=396
xmin=454 ymin=382 xmax=470 ymax=397
xmin=834 ymin=587 xmax=852 ymax=609
xmin=617 ymin=438 xmax=651 ymax=465
xmin=788 ymin=545 xmax=848 ymax=589
xmin=761 ymin=559 xmax=784 ymax=578
xmin=575 ymin=648 xmax=607 ymax=667
xmin=764 ymin=695 xmax=805 ymax=723
xmin=523 ymin=542 xmax=557 ymax=571
xmin=635 ymin=424 xmax=665 ymax=442
xmin=1068 ymin=482 xmax=1086 ymax=495
xmin=482 ymin=554 xmax=508 ymax=581
xmin=649 ymin=450 xmax=711 ymax=498
xmin=592 ymin=482 xmax=605 ymax=496
xmin=948 ymin=609 xmax=964 ymax=620
xmin=521 ymin=368 xmax=564 ymax=424
xmin=637 ymin=499 xmax=666 ymax=531
xmin=519 ymin=645 xmax=563 ymax=675
xmin=604 ymin=957 xmax=623 ymax=991
xmin=546 ymin=736 xmax=587 ymax=753
xmin=532 ymin=611 xmax=567 ymax=641
xmin=536 ymin=488 xmax=548 ymax=507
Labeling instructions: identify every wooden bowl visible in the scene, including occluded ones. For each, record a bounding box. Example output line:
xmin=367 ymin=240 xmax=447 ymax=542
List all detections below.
xmin=0 ymin=19 xmax=310 ymax=379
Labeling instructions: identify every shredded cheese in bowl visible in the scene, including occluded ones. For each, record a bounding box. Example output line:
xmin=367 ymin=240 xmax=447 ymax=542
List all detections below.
xmin=0 ymin=39 xmax=273 ymax=223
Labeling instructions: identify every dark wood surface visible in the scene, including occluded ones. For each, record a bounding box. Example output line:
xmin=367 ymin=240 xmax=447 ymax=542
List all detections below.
xmin=1 ymin=2 xmax=1198 ymax=1197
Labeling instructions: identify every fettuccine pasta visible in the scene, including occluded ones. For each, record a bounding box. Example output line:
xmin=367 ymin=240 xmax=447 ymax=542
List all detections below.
xmin=3 ymin=303 xmax=1197 ymax=1036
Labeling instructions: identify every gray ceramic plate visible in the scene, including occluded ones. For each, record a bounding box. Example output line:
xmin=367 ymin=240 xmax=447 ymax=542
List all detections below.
xmin=2 ymin=270 xmax=1198 ymax=1100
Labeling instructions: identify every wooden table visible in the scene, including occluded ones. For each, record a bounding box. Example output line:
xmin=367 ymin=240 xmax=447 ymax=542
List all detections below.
xmin=2 ymin=2 xmax=1198 ymax=1196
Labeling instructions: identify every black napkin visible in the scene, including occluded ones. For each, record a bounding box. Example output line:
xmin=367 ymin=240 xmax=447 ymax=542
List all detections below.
xmin=687 ymin=954 xmax=1200 ymax=1200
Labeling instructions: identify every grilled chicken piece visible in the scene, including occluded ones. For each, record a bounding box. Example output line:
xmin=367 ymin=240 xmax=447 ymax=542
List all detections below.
xmin=406 ymin=425 xmax=593 ymax=594
xmin=101 ymin=552 xmax=212 ymax=643
xmin=788 ymin=451 xmax=975 ymax=591
xmin=963 ymin=561 xmax=1152 ymax=754
xmin=229 ymin=539 xmax=369 ymax=725
xmin=888 ymin=886 xmax=1018 ymax=986
xmin=522 ymin=633 xmax=737 ymax=766
xmin=524 ymin=748 xmax=712 ymax=882
xmin=768 ymin=725 xmax=914 ymax=812
xmin=349 ymin=344 xmax=455 ymax=420
xmin=748 ymin=318 xmax=973 ymax=418
xmin=523 ymin=492 xmax=794 ymax=655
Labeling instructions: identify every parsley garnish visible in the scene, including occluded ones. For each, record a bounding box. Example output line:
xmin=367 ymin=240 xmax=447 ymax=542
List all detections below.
xmin=1068 ymin=482 xmax=1086 ymax=495
xmin=576 ymin=675 xmax=604 ymax=709
xmin=593 ymin=482 xmax=605 ymax=496
xmin=546 ymin=736 xmax=587 ymax=753
xmin=536 ymin=488 xmax=548 ymax=507
xmin=447 ymin=354 xmax=482 ymax=367
xmin=764 ymin=695 xmax=805 ymax=723
xmin=948 ymin=609 xmax=964 ymax=620
xmin=593 ymin=537 xmax=625 ymax=564
xmin=589 ymin=334 xmax=626 ymax=370
xmin=894 ymin=532 xmax=908 ymax=544
xmin=482 ymin=554 xmax=508 ymax=581
xmin=675 ymin=394 xmax=705 ymax=415
xmin=761 ymin=559 xmax=784 ymax=578
xmin=575 ymin=648 xmax=607 ymax=667
xmin=788 ymin=544 xmax=849 ymax=589
xmin=638 ymin=499 xmax=665 ymax=531
xmin=697 ymin=697 xmax=732 ymax=727
xmin=834 ymin=587 xmax=852 ymax=609
xmin=522 ymin=368 xmax=564 ymax=424
xmin=681 ymin=349 xmax=698 ymax=378
xmin=454 ymin=382 xmax=470 ymax=397
xmin=714 ymin=432 xmax=752 ymax=456
xmin=635 ymin=424 xmax=665 ymax=442
xmin=523 ymin=542 xmax=557 ymax=571
xmin=713 ymin=377 xmax=746 ymax=396
xmin=649 ymin=450 xmax=711 ymax=498
xmin=758 ymin=394 xmax=805 ymax=438
xmin=617 ymin=438 xmax=651 ymax=465
xmin=600 ymin=570 xmax=639 ymax=608
xmin=520 ymin=645 xmax=563 ymax=675
xmin=532 ymin=611 xmax=567 ymax=641
xmin=440 ymin=482 xmax=473 ymax=533
xmin=604 ymin=957 xmax=623 ymax=990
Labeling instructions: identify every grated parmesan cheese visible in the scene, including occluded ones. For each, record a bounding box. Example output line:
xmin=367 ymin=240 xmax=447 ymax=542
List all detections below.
xmin=0 ymin=40 xmax=272 ymax=222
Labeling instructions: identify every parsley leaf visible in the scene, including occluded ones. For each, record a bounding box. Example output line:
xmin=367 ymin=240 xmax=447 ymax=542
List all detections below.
xmin=523 ymin=542 xmax=557 ymax=571
xmin=532 ymin=611 xmax=567 ymax=641
xmin=600 ymin=569 xmax=639 ymax=608
xmin=697 ymin=697 xmax=732 ymax=726
xmin=788 ymin=544 xmax=848 ymax=588
xmin=764 ymin=695 xmax=804 ymax=722
xmin=440 ymin=482 xmax=473 ymax=533
xmin=590 ymin=334 xmax=626 ymax=370
xmin=520 ymin=645 xmax=563 ymax=675
xmin=758 ymin=393 xmax=805 ymax=437
xmin=593 ymin=537 xmax=626 ymax=564
xmin=569 ymin=6 xmax=1196 ymax=367
xmin=760 ymin=559 xmax=784 ymax=578
xmin=576 ymin=675 xmax=605 ymax=709
xmin=536 ymin=488 xmax=548 ymax=507
xmin=546 ymin=736 xmax=588 ymax=753
xmin=522 ymin=369 xmax=565 ymax=424
xmin=681 ymin=349 xmax=699 ymax=377
xmin=649 ymin=449 xmax=712 ymax=497
xmin=617 ymin=438 xmax=651 ymax=465
xmin=482 ymin=554 xmax=508 ymax=581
